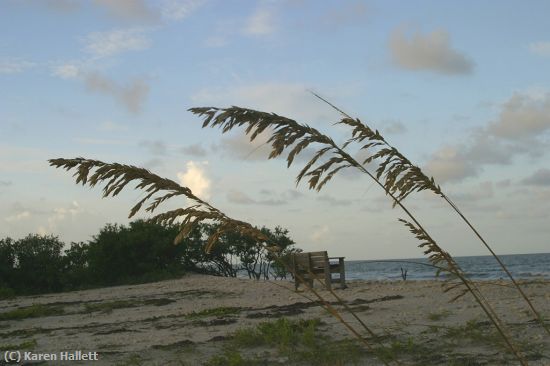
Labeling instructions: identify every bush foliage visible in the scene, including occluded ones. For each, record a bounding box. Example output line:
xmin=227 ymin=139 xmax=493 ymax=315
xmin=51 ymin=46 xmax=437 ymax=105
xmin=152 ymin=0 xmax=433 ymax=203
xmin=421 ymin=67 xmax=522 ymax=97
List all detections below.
xmin=0 ymin=220 xmax=297 ymax=297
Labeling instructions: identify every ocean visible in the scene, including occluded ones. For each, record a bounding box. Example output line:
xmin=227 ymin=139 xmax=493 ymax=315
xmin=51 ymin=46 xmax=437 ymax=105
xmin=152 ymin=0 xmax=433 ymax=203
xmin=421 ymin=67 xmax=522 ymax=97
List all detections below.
xmin=344 ymin=253 xmax=550 ymax=281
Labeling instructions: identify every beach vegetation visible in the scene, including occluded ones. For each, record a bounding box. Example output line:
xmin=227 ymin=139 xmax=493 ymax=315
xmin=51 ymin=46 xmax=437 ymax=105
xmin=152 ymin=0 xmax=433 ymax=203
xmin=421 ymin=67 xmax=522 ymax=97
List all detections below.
xmin=0 ymin=286 xmax=15 ymax=300
xmin=229 ymin=318 xmax=364 ymax=365
xmin=84 ymin=300 xmax=138 ymax=314
xmin=185 ymin=306 xmax=242 ymax=319
xmin=0 ymin=304 xmax=65 ymax=321
xmin=204 ymin=349 xmax=255 ymax=366
xmin=0 ymin=220 xmax=297 ymax=297
xmin=427 ymin=309 xmax=453 ymax=321
xmin=0 ymin=339 xmax=37 ymax=351
xmin=82 ymin=298 xmax=175 ymax=314
xmin=115 ymin=354 xmax=144 ymax=366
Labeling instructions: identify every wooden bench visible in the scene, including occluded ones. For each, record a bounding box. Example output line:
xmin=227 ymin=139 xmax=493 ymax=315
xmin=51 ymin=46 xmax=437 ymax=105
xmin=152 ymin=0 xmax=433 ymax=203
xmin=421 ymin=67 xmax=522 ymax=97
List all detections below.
xmin=291 ymin=251 xmax=346 ymax=290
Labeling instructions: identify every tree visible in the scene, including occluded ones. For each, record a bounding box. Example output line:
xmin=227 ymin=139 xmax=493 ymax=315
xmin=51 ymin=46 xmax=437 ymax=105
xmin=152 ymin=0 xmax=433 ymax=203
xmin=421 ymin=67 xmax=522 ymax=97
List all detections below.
xmin=12 ymin=234 xmax=64 ymax=293
xmin=61 ymin=241 xmax=90 ymax=289
xmin=86 ymin=220 xmax=183 ymax=285
xmin=0 ymin=237 xmax=16 ymax=293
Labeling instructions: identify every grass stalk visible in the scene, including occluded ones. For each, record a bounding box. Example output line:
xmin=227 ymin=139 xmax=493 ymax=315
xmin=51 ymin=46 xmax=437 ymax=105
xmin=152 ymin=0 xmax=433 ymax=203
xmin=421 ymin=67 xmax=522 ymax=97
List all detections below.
xmin=49 ymin=157 xmax=395 ymax=366
xmin=312 ymin=91 xmax=549 ymax=337
xmin=190 ymin=104 xmax=530 ymax=364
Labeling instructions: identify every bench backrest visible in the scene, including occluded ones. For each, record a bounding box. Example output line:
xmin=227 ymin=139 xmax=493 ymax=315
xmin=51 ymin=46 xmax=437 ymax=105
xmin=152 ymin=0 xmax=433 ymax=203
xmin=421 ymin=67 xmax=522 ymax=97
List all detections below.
xmin=293 ymin=251 xmax=329 ymax=271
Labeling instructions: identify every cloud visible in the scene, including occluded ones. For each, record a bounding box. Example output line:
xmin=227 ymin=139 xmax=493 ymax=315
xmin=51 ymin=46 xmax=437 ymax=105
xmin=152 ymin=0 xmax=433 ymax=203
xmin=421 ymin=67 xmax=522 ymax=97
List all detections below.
xmin=243 ymin=7 xmax=276 ymax=36
xmin=226 ymin=189 xmax=290 ymax=206
xmin=180 ymin=143 xmax=208 ymax=157
xmin=141 ymin=158 xmax=164 ymax=169
xmin=0 ymin=180 xmax=13 ymax=187
xmin=0 ymin=58 xmax=35 ymax=74
xmin=383 ymin=120 xmax=407 ymax=134
xmin=450 ymin=181 xmax=494 ymax=202
xmin=423 ymin=146 xmax=478 ymax=183
xmin=92 ymin=0 xmax=159 ymax=22
xmin=161 ymin=0 xmax=204 ymax=21
xmin=310 ymin=225 xmax=329 ymax=242
xmin=229 ymin=191 xmax=286 ymax=206
xmin=529 ymin=41 xmax=550 ymax=57
xmin=317 ymin=195 xmax=353 ymax=207
xmin=487 ymin=92 xmax=550 ymax=139
xmin=227 ymin=190 xmax=256 ymax=205
xmin=216 ymin=130 xmax=273 ymax=161
xmin=5 ymin=211 xmax=31 ymax=223
xmin=52 ymin=63 xmax=81 ymax=79
xmin=37 ymin=201 xmax=82 ymax=234
xmin=522 ymin=169 xmax=550 ymax=186
xmin=177 ymin=161 xmax=211 ymax=199
xmin=462 ymin=132 xmax=512 ymax=165
xmin=84 ymin=28 xmax=151 ymax=59
xmin=192 ymin=82 xmax=340 ymax=124
xmin=389 ymin=27 xmax=474 ymax=75
xmin=139 ymin=140 xmax=167 ymax=155
xmin=424 ymin=92 xmax=550 ymax=184
xmin=84 ymin=72 xmax=150 ymax=114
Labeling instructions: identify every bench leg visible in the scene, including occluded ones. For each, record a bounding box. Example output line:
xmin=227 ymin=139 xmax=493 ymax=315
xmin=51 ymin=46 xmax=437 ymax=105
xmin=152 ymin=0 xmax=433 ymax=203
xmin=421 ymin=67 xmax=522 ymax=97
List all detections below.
xmin=339 ymin=258 xmax=347 ymax=289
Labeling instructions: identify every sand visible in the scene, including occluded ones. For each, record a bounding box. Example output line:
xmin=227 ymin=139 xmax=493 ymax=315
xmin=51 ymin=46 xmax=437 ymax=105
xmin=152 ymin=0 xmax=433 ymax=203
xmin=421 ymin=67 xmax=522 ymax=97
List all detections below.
xmin=1 ymin=274 xmax=549 ymax=365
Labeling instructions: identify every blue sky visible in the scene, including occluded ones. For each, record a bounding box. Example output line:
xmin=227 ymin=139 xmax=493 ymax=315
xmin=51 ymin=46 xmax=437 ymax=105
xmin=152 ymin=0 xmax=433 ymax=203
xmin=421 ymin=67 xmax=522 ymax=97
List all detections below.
xmin=1 ymin=0 xmax=549 ymax=259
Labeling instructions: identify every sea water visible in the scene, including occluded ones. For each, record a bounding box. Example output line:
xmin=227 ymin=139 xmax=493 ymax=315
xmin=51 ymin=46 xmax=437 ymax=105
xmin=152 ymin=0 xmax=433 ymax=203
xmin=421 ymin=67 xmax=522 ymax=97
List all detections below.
xmin=345 ymin=253 xmax=550 ymax=281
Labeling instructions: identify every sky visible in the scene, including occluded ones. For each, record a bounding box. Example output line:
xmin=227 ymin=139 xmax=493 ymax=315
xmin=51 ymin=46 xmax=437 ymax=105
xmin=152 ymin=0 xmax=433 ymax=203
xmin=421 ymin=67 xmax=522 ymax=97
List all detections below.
xmin=1 ymin=0 xmax=549 ymax=260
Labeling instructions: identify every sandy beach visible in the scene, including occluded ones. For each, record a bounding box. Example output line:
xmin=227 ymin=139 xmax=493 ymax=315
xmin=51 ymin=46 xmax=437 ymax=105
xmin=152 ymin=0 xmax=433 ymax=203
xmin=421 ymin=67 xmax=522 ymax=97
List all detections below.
xmin=1 ymin=274 xmax=549 ymax=365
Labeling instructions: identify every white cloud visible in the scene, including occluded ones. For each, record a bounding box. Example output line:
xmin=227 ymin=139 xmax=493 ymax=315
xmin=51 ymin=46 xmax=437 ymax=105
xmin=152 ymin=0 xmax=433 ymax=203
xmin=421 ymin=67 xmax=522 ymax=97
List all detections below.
xmin=84 ymin=72 xmax=150 ymax=114
xmin=389 ymin=27 xmax=473 ymax=75
xmin=84 ymin=28 xmax=151 ymax=59
xmin=243 ymin=7 xmax=276 ymax=36
xmin=5 ymin=211 xmax=31 ymax=223
xmin=423 ymin=146 xmax=477 ymax=183
xmin=528 ymin=41 xmax=550 ymax=57
xmin=0 ymin=58 xmax=35 ymax=74
xmin=177 ymin=161 xmax=211 ymax=199
xmin=310 ymin=225 xmax=329 ymax=242
xmin=487 ymin=92 xmax=550 ymax=139
xmin=161 ymin=0 xmax=204 ymax=21
xmin=424 ymin=92 xmax=550 ymax=184
xmin=52 ymin=63 xmax=81 ymax=79
xmin=227 ymin=190 xmax=256 ymax=205
xmin=34 ymin=201 xmax=82 ymax=235
xmin=192 ymin=82 xmax=340 ymax=124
